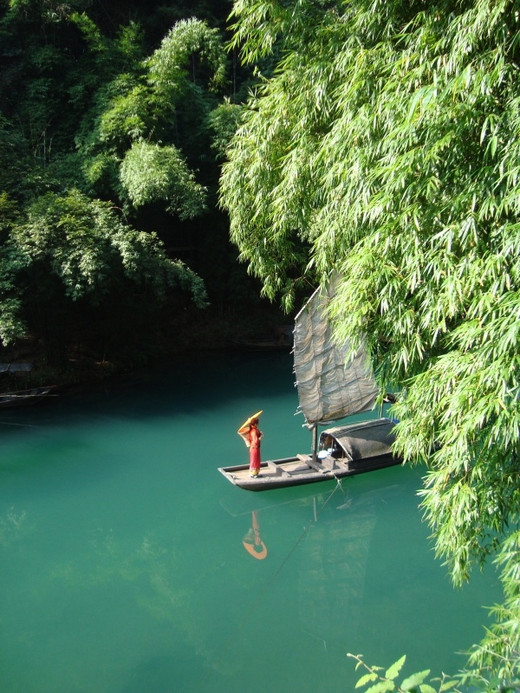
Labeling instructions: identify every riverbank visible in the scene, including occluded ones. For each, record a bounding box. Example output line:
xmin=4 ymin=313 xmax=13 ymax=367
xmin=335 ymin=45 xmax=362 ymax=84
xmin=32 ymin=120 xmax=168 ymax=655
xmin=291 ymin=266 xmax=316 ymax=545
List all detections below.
xmin=0 ymin=304 xmax=292 ymax=396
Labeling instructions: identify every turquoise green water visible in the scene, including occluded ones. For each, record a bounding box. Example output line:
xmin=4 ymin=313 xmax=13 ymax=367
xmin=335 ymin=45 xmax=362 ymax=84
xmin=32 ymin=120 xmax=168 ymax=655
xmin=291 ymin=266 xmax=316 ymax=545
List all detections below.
xmin=0 ymin=351 xmax=500 ymax=692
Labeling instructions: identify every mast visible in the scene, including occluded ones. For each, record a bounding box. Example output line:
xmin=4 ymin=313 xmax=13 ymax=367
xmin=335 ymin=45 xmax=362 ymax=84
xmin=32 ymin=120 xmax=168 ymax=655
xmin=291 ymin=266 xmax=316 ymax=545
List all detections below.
xmin=311 ymin=424 xmax=318 ymax=463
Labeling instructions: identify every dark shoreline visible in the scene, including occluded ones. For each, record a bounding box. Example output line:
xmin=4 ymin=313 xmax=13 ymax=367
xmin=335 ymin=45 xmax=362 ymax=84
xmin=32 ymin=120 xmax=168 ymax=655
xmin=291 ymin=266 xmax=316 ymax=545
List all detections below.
xmin=0 ymin=306 xmax=293 ymax=397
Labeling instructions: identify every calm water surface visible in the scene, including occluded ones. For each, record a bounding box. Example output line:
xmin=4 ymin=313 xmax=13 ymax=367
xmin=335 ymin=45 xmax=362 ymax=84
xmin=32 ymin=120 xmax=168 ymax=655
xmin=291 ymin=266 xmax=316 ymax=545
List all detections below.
xmin=0 ymin=351 xmax=500 ymax=692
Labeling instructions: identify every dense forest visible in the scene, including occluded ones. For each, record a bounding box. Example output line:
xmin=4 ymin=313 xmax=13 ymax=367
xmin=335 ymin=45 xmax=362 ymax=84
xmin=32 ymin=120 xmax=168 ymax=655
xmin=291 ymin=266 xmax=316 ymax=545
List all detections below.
xmin=0 ymin=0 xmax=282 ymax=385
xmin=3 ymin=0 xmax=520 ymax=688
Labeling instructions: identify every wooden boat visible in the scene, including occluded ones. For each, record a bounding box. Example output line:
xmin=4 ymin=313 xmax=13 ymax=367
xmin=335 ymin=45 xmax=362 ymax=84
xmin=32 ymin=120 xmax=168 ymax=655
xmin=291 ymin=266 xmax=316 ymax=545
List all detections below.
xmin=218 ymin=275 xmax=401 ymax=491
xmin=0 ymin=385 xmax=55 ymax=408
xmin=219 ymin=417 xmax=398 ymax=490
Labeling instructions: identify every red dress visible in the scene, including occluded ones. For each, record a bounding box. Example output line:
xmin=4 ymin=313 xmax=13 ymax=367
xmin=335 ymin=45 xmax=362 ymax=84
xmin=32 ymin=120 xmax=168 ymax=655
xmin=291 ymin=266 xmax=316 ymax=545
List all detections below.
xmin=248 ymin=424 xmax=262 ymax=474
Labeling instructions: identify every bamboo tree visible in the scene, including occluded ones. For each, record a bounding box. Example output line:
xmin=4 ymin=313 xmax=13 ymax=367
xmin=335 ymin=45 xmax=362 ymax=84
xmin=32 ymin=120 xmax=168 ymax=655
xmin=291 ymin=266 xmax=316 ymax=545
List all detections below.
xmin=220 ymin=0 xmax=520 ymax=683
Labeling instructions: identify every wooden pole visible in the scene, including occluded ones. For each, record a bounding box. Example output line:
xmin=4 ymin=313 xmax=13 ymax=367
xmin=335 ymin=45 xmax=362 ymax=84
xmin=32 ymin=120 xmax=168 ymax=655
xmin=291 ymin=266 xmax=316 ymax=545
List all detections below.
xmin=312 ymin=424 xmax=318 ymax=463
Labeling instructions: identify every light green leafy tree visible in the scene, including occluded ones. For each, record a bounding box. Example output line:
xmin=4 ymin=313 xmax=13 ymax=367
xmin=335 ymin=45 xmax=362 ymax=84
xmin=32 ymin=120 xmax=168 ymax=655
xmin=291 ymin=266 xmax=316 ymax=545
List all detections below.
xmin=220 ymin=0 xmax=520 ymax=685
xmin=0 ymin=3 xmax=244 ymax=365
xmin=146 ymin=16 xmax=227 ymax=100
xmin=0 ymin=190 xmax=207 ymax=353
xmin=120 ymin=140 xmax=206 ymax=219
xmin=83 ymin=17 xmax=227 ymax=216
xmin=12 ymin=189 xmax=207 ymax=304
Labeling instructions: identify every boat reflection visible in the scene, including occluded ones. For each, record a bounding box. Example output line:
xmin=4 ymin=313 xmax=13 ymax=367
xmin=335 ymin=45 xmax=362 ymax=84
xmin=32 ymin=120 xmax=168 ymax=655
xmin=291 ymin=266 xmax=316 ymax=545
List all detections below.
xmin=224 ymin=468 xmax=418 ymax=654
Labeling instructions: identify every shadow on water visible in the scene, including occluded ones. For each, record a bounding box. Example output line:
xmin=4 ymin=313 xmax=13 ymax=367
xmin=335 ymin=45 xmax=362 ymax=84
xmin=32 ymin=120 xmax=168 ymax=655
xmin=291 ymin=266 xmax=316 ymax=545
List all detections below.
xmin=120 ymin=652 xmax=206 ymax=693
xmin=0 ymin=351 xmax=294 ymax=433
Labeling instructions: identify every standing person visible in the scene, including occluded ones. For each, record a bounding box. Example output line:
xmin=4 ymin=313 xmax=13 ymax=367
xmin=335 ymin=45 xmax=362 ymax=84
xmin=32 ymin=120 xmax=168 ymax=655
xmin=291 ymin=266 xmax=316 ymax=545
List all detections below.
xmin=237 ymin=410 xmax=263 ymax=477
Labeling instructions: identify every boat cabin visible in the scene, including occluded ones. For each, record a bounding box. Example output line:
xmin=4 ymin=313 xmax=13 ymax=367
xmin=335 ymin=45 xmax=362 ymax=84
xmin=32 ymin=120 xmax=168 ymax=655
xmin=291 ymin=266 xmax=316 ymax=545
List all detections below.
xmin=318 ymin=418 xmax=397 ymax=463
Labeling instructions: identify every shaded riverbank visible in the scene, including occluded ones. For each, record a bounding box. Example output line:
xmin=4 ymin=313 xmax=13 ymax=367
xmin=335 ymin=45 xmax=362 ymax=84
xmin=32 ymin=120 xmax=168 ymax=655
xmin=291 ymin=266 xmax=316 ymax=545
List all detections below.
xmin=0 ymin=304 xmax=292 ymax=395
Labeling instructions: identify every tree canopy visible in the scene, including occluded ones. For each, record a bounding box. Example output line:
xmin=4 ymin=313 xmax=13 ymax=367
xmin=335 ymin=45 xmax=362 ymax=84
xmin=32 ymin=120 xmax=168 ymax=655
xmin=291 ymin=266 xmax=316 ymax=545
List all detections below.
xmin=0 ymin=0 xmax=263 ymax=369
xmin=220 ymin=0 xmax=520 ymax=685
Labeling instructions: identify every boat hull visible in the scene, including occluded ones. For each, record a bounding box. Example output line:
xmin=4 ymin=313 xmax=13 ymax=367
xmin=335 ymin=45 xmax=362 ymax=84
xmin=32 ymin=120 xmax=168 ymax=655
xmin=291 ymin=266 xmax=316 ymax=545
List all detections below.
xmin=0 ymin=386 xmax=55 ymax=408
xmin=218 ymin=452 xmax=400 ymax=491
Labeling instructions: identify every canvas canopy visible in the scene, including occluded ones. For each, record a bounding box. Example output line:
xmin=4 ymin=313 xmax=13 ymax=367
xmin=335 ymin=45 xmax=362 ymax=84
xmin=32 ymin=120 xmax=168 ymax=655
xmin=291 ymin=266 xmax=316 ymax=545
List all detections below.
xmin=319 ymin=418 xmax=396 ymax=462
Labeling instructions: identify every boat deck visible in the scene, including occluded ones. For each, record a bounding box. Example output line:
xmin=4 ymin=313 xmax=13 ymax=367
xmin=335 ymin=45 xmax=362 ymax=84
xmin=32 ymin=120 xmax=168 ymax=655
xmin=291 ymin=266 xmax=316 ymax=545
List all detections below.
xmin=218 ymin=451 xmax=398 ymax=491
xmin=218 ymin=456 xmax=324 ymax=490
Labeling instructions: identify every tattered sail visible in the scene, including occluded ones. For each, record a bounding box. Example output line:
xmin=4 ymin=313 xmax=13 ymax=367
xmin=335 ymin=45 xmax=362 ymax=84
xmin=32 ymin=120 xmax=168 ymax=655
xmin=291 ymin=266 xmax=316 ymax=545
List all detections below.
xmin=293 ymin=277 xmax=378 ymax=426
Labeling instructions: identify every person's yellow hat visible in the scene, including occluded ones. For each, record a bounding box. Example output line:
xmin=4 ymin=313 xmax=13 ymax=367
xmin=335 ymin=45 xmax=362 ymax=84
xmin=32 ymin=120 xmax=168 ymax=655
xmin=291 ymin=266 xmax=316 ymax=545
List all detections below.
xmin=237 ymin=410 xmax=263 ymax=433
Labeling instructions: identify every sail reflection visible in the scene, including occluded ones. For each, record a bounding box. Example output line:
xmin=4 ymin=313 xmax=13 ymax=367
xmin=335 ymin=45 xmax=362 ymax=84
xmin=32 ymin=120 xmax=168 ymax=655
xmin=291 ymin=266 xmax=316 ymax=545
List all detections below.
xmin=225 ymin=471 xmax=416 ymax=658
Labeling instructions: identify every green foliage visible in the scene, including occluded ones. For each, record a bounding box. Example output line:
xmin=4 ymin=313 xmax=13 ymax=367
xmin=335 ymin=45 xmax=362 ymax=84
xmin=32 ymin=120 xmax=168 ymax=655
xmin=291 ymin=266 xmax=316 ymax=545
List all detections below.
xmin=6 ymin=0 xmax=90 ymax=23
xmin=146 ymin=17 xmax=227 ymax=98
xmin=97 ymin=82 xmax=153 ymax=149
xmin=228 ymin=0 xmax=336 ymax=65
xmin=0 ymin=2 xmax=244 ymax=368
xmin=221 ymin=1 xmax=345 ymax=309
xmin=464 ymin=529 xmax=520 ymax=689
xmin=78 ymin=16 xmax=228 ymax=217
xmin=0 ymin=1 xmax=255 ymax=365
xmin=0 ymin=115 xmax=31 ymax=198
xmin=119 ymin=140 xmax=206 ymax=218
xmin=350 ymin=653 xmax=460 ymax=693
xmin=208 ymin=98 xmax=243 ymax=160
xmin=11 ymin=188 xmax=207 ymax=305
xmin=227 ymin=0 xmax=291 ymax=63
xmin=221 ymin=0 xmax=520 ymax=682
xmin=350 ymin=652 xmax=520 ymax=693
xmin=0 ymin=243 xmax=29 ymax=345
xmin=0 ymin=189 xmax=208 ymax=348
xmin=69 ymin=10 xmax=107 ymax=53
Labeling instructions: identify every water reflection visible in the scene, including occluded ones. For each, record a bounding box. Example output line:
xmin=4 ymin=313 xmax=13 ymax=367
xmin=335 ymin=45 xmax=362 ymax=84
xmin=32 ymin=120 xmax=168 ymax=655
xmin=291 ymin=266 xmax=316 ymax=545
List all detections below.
xmin=218 ymin=468 xmax=500 ymax=691
xmin=213 ymin=476 xmax=410 ymax=692
xmin=242 ymin=511 xmax=268 ymax=560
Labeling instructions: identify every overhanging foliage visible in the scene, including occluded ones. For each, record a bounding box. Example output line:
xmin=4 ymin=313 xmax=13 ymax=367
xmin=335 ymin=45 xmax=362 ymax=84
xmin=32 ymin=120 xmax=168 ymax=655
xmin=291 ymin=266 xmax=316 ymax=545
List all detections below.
xmin=220 ymin=0 xmax=520 ymax=683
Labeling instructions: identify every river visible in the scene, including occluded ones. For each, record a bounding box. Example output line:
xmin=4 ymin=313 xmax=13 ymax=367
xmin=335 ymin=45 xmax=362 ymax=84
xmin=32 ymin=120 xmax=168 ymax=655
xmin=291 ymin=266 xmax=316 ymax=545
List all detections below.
xmin=0 ymin=351 xmax=500 ymax=692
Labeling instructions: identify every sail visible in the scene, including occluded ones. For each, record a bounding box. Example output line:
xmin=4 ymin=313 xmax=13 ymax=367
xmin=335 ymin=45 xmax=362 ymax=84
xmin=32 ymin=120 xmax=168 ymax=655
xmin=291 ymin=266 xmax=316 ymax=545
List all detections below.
xmin=293 ymin=278 xmax=378 ymax=426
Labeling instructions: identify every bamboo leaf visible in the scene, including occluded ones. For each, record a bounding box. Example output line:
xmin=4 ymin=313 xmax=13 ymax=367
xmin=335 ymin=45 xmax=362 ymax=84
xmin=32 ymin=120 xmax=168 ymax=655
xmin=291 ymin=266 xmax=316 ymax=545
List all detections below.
xmin=401 ymin=670 xmax=431 ymax=690
xmin=385 ymin=655 xmax=406 ymax=680
xmin=419 ymin=686 xmax=437 ymax=693
xmin=356 ymin=672 xmax=378 ymax=688
xmin=365 ymin=681 xmax=396 ymax=693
